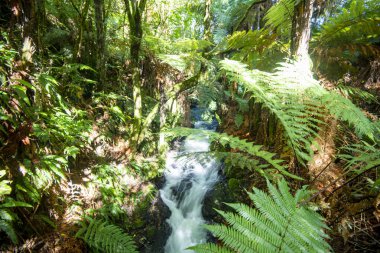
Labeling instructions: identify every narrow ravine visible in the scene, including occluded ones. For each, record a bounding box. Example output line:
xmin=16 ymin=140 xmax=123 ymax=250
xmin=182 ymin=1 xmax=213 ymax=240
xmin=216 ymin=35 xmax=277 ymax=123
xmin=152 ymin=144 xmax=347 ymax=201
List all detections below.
xmin=160 ymin=109 xmax=220 ymax=253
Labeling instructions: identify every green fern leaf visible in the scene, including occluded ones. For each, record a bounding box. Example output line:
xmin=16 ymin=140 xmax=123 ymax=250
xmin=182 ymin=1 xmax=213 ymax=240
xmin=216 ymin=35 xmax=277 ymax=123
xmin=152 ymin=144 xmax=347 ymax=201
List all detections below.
xmin=76 ymin=218 xmax=138 ymax=253
xmin=191 ymin=179 xmax=332 ymax=253
xmin=264 ymin=0 xmax=297 ymax=37
xmin=335 ymin=84 xmax=378 ymax=104
xmin=313 ymin=0 xmax=380 ymax=53
xmin=321 ymin=92 xmax=374 ymax=139
xmin=0 ymin=219 xmax=18 ymax=244
xmin=220 ymin=59 xmax=324 ymax=165
xmin=339 ymin=140 xmax=380 ymax=175
xmin=188 ymin=243 xmax=234 ymax=253
xmin=219 ymin=59 xmax=375 ymax=165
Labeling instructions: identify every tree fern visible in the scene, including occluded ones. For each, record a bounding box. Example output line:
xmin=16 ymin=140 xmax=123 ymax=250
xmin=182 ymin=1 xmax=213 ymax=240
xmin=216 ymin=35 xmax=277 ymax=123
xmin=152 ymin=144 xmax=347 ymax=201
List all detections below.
xmin=220 ymin=59 xmax=325 ymax=164
xmin=189 ymin=179 xmax=332 ymax=253
xmin=220 ymin=59 xmax=375 ymax=165
xmin=76 ymin=218 xmax=138 ymax=253
xmin=222 ymin=29 xmax=285 ymax=69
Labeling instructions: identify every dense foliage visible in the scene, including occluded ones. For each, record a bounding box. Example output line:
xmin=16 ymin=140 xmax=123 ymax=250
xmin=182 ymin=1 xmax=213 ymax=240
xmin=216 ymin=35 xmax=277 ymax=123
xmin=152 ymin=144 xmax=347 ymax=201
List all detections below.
xmin=0 ymin=0 xmax=379 ymax=252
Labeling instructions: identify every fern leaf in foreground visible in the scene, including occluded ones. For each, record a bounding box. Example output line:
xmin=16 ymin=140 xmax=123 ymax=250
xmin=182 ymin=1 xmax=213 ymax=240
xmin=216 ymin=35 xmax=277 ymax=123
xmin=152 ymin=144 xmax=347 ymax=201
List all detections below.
xmin=189 ymin=243 xmax=234 ymax=253
xmin=76 ymin=218 xmax=138 ymax=253
xmin=190 ymin=179 xmax=332 ymax=253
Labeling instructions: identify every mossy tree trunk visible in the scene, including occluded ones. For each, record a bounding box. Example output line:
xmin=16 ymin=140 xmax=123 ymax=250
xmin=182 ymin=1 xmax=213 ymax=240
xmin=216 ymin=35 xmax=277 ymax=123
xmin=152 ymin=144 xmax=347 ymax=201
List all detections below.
xmin=203 ymin=0 xmax=212 ymax=41
xmin=124 ymin=0 xmax=147 ymax=149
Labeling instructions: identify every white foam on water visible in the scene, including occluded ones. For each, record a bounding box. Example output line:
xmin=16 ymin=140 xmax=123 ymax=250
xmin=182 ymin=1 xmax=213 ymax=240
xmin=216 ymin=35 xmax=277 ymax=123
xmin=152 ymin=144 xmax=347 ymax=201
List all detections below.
xmin=160 ymin=122 xmax=219 ymax=253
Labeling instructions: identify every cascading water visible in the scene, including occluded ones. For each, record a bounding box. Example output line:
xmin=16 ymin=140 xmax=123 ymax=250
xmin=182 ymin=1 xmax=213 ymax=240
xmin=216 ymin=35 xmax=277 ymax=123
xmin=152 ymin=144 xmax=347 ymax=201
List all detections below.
xmin=160 ymin=109 xmax=220 ymax=253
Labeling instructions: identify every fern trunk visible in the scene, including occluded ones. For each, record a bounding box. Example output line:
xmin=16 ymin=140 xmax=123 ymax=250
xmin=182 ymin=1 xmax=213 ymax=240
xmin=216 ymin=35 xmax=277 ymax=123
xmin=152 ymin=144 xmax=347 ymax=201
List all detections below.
xmin=290 ymin=0 xmax=315 ymax=60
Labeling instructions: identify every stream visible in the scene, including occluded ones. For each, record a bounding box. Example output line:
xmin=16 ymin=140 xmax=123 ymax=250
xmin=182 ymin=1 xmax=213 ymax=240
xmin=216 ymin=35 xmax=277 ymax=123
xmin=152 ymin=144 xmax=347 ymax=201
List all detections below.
xmin=159 ymin=108 xmax=220 ymax=252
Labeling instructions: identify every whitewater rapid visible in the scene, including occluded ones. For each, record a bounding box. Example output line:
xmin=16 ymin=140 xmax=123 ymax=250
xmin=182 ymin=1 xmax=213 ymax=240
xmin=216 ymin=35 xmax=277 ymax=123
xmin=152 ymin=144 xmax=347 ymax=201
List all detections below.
xmin=160 ymin=118 xmax=219 ymax=252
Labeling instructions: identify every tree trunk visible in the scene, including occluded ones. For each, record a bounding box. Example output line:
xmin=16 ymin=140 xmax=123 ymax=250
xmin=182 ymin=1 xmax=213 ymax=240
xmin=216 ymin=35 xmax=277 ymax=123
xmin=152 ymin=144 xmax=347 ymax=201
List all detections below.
xmin=7 ymin=0 xmax=37 ymax=66
xmin=34 ymin=0 xmax=46 ymax=56
xmin=290 ymin=0 xmax=315 ymax=60
xmin=124 ymin=0 xmax=147 ymax=148
xmin=75 ymin=0 xmax=90 ymax=62
xmin=94 ymin=0 xmax=106 ymax=87
xmin=203 ymin=0 xmax=212 ymax=41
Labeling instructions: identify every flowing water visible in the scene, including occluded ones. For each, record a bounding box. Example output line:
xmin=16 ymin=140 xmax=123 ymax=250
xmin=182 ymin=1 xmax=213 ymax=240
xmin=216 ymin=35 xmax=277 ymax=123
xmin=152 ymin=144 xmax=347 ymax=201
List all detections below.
xmin=160 ymin=109 xmax=220 ymax=253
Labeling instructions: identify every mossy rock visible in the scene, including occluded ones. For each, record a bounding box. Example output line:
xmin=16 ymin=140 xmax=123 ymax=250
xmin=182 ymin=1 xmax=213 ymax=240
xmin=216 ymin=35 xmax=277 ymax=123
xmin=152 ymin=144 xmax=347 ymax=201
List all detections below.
xmin=225 ymin=165 xmax=242 ymax=178
xmin=203 ymin=182 xmax=234 ymax=222
xmin=131 ymin=217 xmax=145 ymax=228
xmin=228 ymin=178 xmax=241 ymax=194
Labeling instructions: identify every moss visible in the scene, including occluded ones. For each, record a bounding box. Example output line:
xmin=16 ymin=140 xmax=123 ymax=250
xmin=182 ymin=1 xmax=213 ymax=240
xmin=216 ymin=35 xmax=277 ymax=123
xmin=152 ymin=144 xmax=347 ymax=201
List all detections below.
xmin=132 ymin=217 xmax=145 ymax=228
xmin=228 ymin=178 xmax=240 ymax=194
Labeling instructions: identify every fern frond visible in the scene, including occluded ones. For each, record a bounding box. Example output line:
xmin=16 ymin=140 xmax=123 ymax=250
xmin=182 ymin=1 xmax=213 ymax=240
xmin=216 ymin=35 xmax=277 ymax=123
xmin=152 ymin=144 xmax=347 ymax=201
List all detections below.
xmin=220 ymin=59 xmax=324 ymax=165
xmin=214 ymin=151 xmax=297 ymax=179
xmin=264 ymin=0 xmax=296 ymax=37
xmin=0 ymin=173 xmax=31 ymax=244
xmin=216 ymin=208 xmax=280 ymax=252
xmin=220 ymin=59 xmax=375 ymax=164
xmin=339 ymin=141 xmax=380 ymax=175
xmin=321 ymin=92 xmax=374 ymax=139
xmin=173 ymin=39 xmax=213 ymax=52
xmin=204 ymin=224 xmax=255 ymax=252
xmin=76 ymin=218 xmax=138 ymax=253
xmin=158 ymin=53 xmax=206 ymax=76
xmin=0 ymin=220 xmax=18 ymax=244
xmin=164 ymin=128 xmax=301 ymax=179
xmin=188 ymin=243 xmax=234 ymax=253
xmin=335 ymin=84 xmax=378 ymax=104
xmin=212 ymin=0 xmax=262 ymax=43
xmin=312 ymin=0 xmax=380 ymax=65
xmin=313 ymin=0 xmax=380 ymax=47
xmin=223 ymin=29 xmax=286 ymax=68
xmin=192 ymin=179 xmax=332 ymax=253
